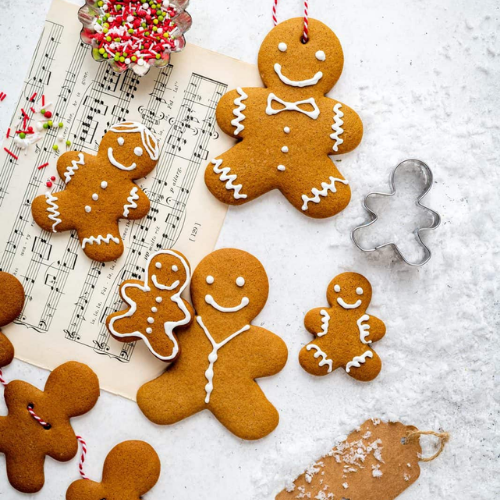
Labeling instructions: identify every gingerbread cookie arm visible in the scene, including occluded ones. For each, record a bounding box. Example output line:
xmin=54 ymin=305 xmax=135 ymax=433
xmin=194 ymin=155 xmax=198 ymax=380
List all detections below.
xmin=56 ymin=151 xmax=93 ymax=183
xmin=0 ymin=332 xmax=14 ymax=367
xmin=358 ymin=314 xmax=386 ymax=344
xmin=121 ymin=184 xmax=150 ymax=220
xmin=32 ymin=190 xmax=77 ymax=234
xmin=304 ymin=307 xmax=331 ymax=336
xmin=216 ymin=88 xmax=252 ymax=138
xmin=327 ymin=98 xmax=363 ymax=156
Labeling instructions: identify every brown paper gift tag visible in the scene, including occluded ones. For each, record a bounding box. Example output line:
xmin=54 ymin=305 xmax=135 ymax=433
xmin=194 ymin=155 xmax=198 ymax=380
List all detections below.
xmin=276 ymin=420 xmax=422 ymax=500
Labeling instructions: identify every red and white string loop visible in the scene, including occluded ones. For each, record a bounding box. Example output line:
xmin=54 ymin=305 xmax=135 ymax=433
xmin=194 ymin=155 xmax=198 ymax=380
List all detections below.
xmin=27 ymin=403 xmax=51 ymax=429
xmin=0 ymin=369 xmax=7 ymax=387
xmin=272 ymin=0 xmax=310 ymax=42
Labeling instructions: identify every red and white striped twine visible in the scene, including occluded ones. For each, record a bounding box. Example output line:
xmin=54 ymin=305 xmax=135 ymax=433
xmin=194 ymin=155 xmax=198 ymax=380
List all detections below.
xmin=272 ymin=0 xmax=310 ymax=42
xmin=0 ymin=369 xmax=7 ymax=386
xmin=26 ymin=404 xmax=89 ymax=480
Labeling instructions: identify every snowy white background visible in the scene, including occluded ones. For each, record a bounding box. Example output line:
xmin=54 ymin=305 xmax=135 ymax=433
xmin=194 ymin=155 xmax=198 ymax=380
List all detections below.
xmin=0 ymin=0 xmax=499 ymax=498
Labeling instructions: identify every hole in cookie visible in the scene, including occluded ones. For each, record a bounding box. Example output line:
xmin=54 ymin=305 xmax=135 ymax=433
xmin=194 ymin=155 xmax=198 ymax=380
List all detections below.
xmin=301 ymin=36 xmax=309 ymax=44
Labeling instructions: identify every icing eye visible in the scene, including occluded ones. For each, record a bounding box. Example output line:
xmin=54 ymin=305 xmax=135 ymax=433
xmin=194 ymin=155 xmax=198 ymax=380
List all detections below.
xmin=134 ymin=147 xmax=143 ymax=157
xmin=206 ymin=275 xmax=214 ymax=285
xmin=118 ymin=137 xmax=125 ymax=146
xmin=315 ymin=50 xmax=326 ymax=61
xmin=172 ymin=265 xmax=178 ymax=272
xmin=334 ymin=284 xmax=341 ymax=293
xmin=356 ymin=287 xmax=364 ymax=295
xmin=155 ymin=262 xmax=162 ymax=269
xmin=236 ymin=277 xmax=245 ymax=287
xmin=278 ymin=42 xmax=287 ymax=52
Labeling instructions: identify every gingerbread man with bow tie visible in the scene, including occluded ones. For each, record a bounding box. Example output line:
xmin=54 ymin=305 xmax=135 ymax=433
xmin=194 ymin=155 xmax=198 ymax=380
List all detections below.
xmin=205 ymin=17 xmax=363 ymax=219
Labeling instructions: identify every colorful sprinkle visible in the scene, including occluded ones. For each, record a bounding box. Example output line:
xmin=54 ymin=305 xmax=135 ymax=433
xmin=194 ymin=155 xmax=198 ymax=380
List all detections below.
xmin=37 ymin=163 xmax=49 ymax=170
xmin=4 ymin=148 xmax=18 ymax=160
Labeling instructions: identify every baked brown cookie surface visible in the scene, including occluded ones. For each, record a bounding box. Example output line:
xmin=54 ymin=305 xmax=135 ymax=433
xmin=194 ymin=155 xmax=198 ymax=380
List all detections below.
xmin=137 ymin=248 xmax=288 ymax=440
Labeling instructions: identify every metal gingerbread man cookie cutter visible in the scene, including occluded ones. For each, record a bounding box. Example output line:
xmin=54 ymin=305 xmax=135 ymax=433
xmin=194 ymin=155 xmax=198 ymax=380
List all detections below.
xmin=351 ymin=159 xmax=441 ymax=267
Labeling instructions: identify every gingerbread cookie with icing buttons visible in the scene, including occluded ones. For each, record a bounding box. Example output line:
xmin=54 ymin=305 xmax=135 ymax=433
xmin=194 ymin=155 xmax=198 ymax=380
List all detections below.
xmin=32 ymin=122 xmax=159 ymax=262
xmin=106 ymin=249 xmax=194 ymax=361
xmin=137 ymin=248 xmax=289 ymax=440
xmin=206 ymin=17 xmax=363 ymax=218
xmin=299 ymin=272 xmax=386 ymax=381
xmin=66 ymin=440 xmax=161 ymax=500
xmin=0 ymin=361 xmax=100 ymax=493
xmin=0 ymin=272 xmax=25 ymax=368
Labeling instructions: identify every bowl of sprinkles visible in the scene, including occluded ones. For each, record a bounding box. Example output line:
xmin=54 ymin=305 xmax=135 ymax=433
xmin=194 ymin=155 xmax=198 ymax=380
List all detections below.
xmin=78 ymin=0 xmax=192 ymax=76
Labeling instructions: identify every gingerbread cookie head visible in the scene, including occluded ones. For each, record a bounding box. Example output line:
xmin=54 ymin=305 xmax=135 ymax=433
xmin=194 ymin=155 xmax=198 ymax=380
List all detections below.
xmin=299 ymin=272 xmax=385 ymax=382
xmin=66 ymin=440 xmax=161 ymax=500
xmin=0 ymin=272 xmax=25 ymax=368
xmin=258 ymin=17 xmax=344 ymax=96
xmin=0 ymin=361 xmax=100 ymax=493
xmin=191 ymin=248 xmax=269 ymax=328
xmin=147 ymin=249 xmax=190 ymax=293
xmin=99 ymin=122 xmax=160 ymax=179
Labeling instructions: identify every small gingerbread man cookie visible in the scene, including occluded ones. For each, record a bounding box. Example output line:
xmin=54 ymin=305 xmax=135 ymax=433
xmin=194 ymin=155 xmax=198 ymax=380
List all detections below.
xmin=32 ymin=122 xmax=159 ymax=262
xmin=0 ymin=361 xmax=100 ymax=493
xmin=299 ymin=273 xmax=386 ymax=381
xmin=66 ymin=440 xmax=161 ymax=500
xmin=106 ymin=249 xmax=194 ymax=361
xmin=0 ymin=271 xmax=25 ymax=368
xmin=137 ymin=248 xmax=289 ymax=440
xmin=206 ymin=18 xmax=363 ymax=218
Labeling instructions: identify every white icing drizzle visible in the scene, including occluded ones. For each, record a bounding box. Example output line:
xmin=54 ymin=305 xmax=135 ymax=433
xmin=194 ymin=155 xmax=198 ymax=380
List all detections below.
xmin=123 ymin=186 xmax=139 ymax=217
xmin=317 ymin=309 xmax=330 ymax=337
xmin=231 ymin=87 xmax=248 ymax=135
xmin=357 ymin=314 xmax=372 ymax=344
xmin=64 ymin=153 xmax=85 ymax=184
xmin=306 ymin=344 xmax=333 ymax=373
xmin=331 ymin=103 xmax=345 ymax=152
xmin=266 ymin=93 xmax=320 ymax=120
xmin=82 ymin=234 xmax=120 ymax=248
xmin=345 ymin=350 xmax=373 ymax=373
xmin=197 ymin=316 xmax=250 ymax=403
xmin=108 ymin=147 xmax=137 ymax=171
xmin=109 ymin=122 xmax=160 ymax=160
xmin=301 ymin=177 xmax=349 ymax=211
xmin=274 ymin=63 xmax=323 ymax=88
xmin=108 ymin=249 xmax=192 ymax=361
xmin=211 ymin=159 xmax=248 ymax=199
xmin=205 ymin=294 xmax=249 ymax=313
xmin=337 ymin=297 xmax=362 ymax=310
xmin=45 ymin=192 xmax=62 ymax=232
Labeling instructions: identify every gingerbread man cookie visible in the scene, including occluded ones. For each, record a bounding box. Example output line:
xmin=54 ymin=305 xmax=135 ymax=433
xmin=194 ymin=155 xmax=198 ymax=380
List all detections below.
xmin=0 ymin=361 xmax=100 ymax=493
xmin=137 ymin=248 xmax=288 ymax=440
xmin=0 ymin=272 xmax=25 ymax=369
xmin=106 ymin=249 xmax=194 ymax=361
xmin=32 ymin=122 xmax=159 ymax=262
xmin=66 ymin=440 xmax=161 ymax=500
xmin=299 ymin=273 xmax=386 ymax=381
xmin=205 ymin=18 xmax=363 ymax=219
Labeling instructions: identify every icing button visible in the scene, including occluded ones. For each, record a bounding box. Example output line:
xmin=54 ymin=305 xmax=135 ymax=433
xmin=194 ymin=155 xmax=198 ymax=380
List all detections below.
xmin=156 ymin=297 xmax=162 ymax=303
xmin=101 ymin=181 xmax=108 ymax=189
xmin=281 ymin=146 xmax=289 ymax=153
xmin=85 ymin=205 xmax=91 ymax=213
xmin=277 ymin=165 xmax=286 ymax=171
xmin=147 ymin=317 xmax=154 ymax=324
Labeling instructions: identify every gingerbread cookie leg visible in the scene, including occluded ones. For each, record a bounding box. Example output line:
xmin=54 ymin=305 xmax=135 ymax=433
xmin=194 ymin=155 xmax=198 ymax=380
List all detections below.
xmin=32 ymin=190 xmax=76 ymax=234
xmin=205 ymin=143 xmax=274 ymax=205
xmin=77 ymin=221 xmax=124 ymax=262
xmin=210 ymin=382 xmax=280 ymax=440
xmin=344 ymin=347 xmax=382 ymax=382
xmin=282 ymin=158 xmax=351 ymax=219
xmin=6 ymin=452 xmax=46 ymax=493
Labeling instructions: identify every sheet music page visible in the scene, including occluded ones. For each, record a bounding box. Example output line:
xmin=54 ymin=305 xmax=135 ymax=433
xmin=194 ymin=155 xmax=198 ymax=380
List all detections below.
xmin=0 ymin=0 xmax=260 ymax=399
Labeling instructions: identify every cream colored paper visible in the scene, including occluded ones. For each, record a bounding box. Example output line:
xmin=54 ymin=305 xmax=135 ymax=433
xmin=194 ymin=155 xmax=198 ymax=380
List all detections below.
xmin=0 ymin=0 xmax=260 ymax=399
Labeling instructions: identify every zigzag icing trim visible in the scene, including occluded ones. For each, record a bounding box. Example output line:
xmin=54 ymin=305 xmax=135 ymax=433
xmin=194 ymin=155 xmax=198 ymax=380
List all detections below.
xmin=331 ymin=103 xmax=344 ymax=152
xmin=301 ymin=177 xmax=349 ymax=211
xmin=317 ymin=309 xmax=330 ymax=337
xmin=45 ymin=192 xmax=62 ymax=232
xmin=346 ymin=350 xmax=373 ymax=373
xmin=231 ymin=87 xmax=248 ymax=135
xmin=82 ymin=234 xmax=120 ymax=249
xmin=123 ymin=186 xmax=139 ymax=217
xmin=212 ymin=159 xmax=247 ymax=200
xmin=306 ymin=344 xmax=333 ymax=373
xmin=64 ymin=153 xmax=85 ymax=183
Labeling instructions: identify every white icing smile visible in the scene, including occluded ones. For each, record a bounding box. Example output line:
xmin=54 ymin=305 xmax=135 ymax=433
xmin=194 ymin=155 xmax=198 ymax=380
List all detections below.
xmin=337 ymin=297 xmax=362 ymax=309
xmin=274 ymin=63 xmax=323 ymax=88
xmin=108 ymin=147 xmax=137 ymax=171
xmin=152 ymin=275 xmax=180 ymax=290
xmin=205 ymin=294 xmax=249 ymax=313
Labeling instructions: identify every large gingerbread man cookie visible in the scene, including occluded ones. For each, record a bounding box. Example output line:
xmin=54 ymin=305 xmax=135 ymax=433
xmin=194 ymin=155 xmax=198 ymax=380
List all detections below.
xmin=0 ymin=272 xmax=25 ymax=369
xmin=137 ymin=248 xmax=289 ymax=440
xmin=32 ymin=122 xmax=159 ymax=262
xmin=0 ymin=361 xmax=100 ymax=493
xmin=299 ymin=273 xmax=386 ymax=381
xmin=205 ymin=18 xmax=363 ymax=218
xmin=106 ymin=249 xmax=194 ymax=361
xmin=66 ymin=440 xmax=161 ymax=500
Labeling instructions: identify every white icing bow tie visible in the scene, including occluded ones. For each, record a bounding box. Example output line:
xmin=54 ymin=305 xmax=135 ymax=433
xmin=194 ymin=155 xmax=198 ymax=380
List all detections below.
xmin=266 ymin=93 xmax=320 ymax=120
